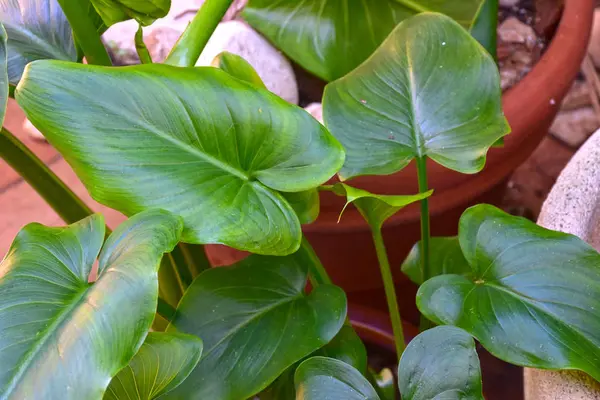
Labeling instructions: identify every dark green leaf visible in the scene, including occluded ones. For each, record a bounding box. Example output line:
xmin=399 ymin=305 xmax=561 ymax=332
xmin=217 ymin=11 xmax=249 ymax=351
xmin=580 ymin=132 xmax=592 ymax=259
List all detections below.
xmin=213 ymin=51 xmax=266 ymax=89
xmin=16 ymin=61 xmax=344 ymax=256
xmin=470 ymin=0 xmax=498 ymax=57
xmin=398 ymin=326 xmax=483 ymax=400
xmin=323 ymin=183 xmax=432 ymax=229
xmin=0 ymin=210 xmax=182 ymax=399
xmin=401 ymin=237 xmax=470 ymax=285
xmin=90 ymin=0 xmax=170 ymax=26
xmin=323 ymin=13 xmax=509 ymax=179
xmin=0 ymin=0 xmax=77 ymax=85
xmin=244 ymin=1 xmax=484 ymax=81
xmin=105 ymin=332 xmax=202 ymax=399
xmin=282 ymin=189 xmax=320 ymax=224
xmin=417 ymin=204 xmax=600 ymax=381
xmin=164 ymin=252 xmax=347 ymax=400
xmin=295 ymin=357 xmax=380 ymax=400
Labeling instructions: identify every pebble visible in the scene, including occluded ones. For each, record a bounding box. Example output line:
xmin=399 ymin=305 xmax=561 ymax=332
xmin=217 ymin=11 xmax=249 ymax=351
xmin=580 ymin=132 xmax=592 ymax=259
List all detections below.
xmin=550 ymin=107 xmax=600 ymax=148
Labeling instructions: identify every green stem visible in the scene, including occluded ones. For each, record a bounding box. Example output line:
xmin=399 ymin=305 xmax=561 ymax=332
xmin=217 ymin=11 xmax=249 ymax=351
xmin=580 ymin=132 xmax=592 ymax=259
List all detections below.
xmin=135 ymin=25 xmax=153 ymax=64
xmin=299 ymin=235 xmax=332 ymax=286
xmin=176 ymin=243 xmax=211 ymax=278
xmin=157 ymin=297 xmax=177 ymax=322
xmin=372 ymin=228 xmax=405 ymax=357
xmin=56 ymin=0 xmax=112 ymax=66
xmin=0 ymin=128 xmax=93 ymax=224
xmin=164 ymin=0 xmax=234 ymax=67
xmin=416 ymin=155 xmax=431 ymax=282
xmin=158 ymin=256 xmax=185 ymax=307
xmin=169 ymin=245 xmax=195 ymax=289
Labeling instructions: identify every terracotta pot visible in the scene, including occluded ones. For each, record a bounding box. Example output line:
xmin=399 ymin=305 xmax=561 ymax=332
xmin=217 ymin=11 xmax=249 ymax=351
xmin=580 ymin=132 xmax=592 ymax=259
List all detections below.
xmin=302 ymin=0 xmax=595 ymax=309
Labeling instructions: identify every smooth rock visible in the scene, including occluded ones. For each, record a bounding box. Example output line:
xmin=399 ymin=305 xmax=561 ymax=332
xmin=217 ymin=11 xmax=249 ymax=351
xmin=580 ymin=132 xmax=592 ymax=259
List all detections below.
xmin=561 ymin=80 xmax=592 ymax=111
xmin=498 ymin=17 xmax=538 ymax=50
xmin=550 ymin=107 xmax=600 ymax=148
xmin=196 ymin=21 xmax=299 ymax=104
xmin=499 ymin=0 xmax=519 ymax=6
xmin=23 ymin=118 xmax=45 ymax=142
xmin=304 ymin=103 xmax=323 ymax=124
xmin=589 ymin=10 xmax=600 ymax=68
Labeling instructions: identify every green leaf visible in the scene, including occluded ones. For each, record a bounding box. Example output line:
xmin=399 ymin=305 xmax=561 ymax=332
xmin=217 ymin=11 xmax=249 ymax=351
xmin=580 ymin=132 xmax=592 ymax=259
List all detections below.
xmin=322 ymin=183 xmax=432 ymax=229
xmin=295 ymin=357 xmax=380 ymax=400
xmin=0 ymin=23 xmax=7 ymax=124
xmin=398 ymin=326 xmax=483 ymax=400
xmin=0 ymin=0 xmax=77 ymax=85
xmin=244 ymin=1 xmax=484 ymax=82
xmin=104 ymin=332 xmax=202 ymax=400
xmin=135 ymin=25 xmax=152 ymax=64
xmin=0 ymin=210 xmax=182 ymax=399
xmin=401 ymin=237 xmax=470 ymax=285
xmin=163 ymin=252 xmax=347 ymax=400
xmin=213 ymin=51 xmax=266 ymax=89
xmin=323 ymin=12 xmax=510 ymax=179
xmin=470 ymin=0 xmax=498 ymax=57
xmin=90 ymin=0 xmax=170 ymax=27
xmin=282 ymin=189 xmax=320 ymax=224
xmin=16 ymin=61 xmax=345 ymax=256
xmin=417 ymin=204 xmax=600 ymax=381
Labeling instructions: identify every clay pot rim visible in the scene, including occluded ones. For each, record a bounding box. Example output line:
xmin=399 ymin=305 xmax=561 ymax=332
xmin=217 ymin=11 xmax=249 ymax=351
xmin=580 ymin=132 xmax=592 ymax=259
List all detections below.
xmin=306 ymin=0 xmax=594 ymax=233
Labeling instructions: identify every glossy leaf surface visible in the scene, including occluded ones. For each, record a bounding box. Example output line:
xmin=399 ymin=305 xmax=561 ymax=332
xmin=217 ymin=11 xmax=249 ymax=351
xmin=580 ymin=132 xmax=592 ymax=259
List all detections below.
xmin=0 ymin=0 xmax=76 ymax=85
xmin=90 ymin=0 xmax=170 ymax=26
xmin=105 ymin=332 xmax=202 ymax=400
xmin=324 ymin=13 xmax=509 ymax=179
xmin=401 ymin=237 xmax=469 ymax=285
xmin=323 ymin=183 xmax=432 ymax=229
xmin=0 ymin=210 xmax=182 ymax=399
xmin=418 ymin=204 xmax=600 ymax=380
xmin=295 ymin=357 xmax=380 ymax=400
xmin=16 ymin=61 xmax=344 ymax=255
xmin=399 ymin=326 xmax=483 ymax=400
xmin=213 ymin=51 xmax=266 ymax=89
xmin=164 ymin=252 xmax=347 ymax=400
xmin=244 ymin=1 xmax=484 ymax=81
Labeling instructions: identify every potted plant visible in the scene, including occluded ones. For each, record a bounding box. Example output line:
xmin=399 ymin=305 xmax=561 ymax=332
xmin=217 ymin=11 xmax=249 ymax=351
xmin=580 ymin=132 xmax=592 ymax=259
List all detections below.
xmin=1 ymin=0 xmax=600 ymax=399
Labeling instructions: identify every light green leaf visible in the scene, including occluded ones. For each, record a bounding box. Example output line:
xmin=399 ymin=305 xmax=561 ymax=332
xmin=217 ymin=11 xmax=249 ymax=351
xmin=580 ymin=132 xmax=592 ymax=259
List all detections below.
xmin=90 ymin=0 xmax=170 ymax=27
xmin=417 ymin=204 xmax=600 ymax=381
xmin=399 ymin=326 xmax=483 ymax=400
xmin=323 ymin=13 xmax=509 ymax=179
xmin=282 ymin=189 xmax=320 ymax=224
xmin=0 ymin=210 xmax=182 ymax=399
xmin=0 ymin=23 xmax=7 ymax=124
xmin=295 ymin=357 xmax=380 ymax=400
xmin=104 ymin=332 xmax=202 ymax=400
xmin=244 ymin=0 xmax=484 ymax=82
xmin=164 ymin=252 xmax=347 ymax=400
xmin=0 ymin=0 xmax=77 ymax=85
xmin=213 ymin=51 xmax=266 ymax=89
xmin=401 ymin=237 xmax=470 ymax=285
xmin=322 ymin=183 xmax=432 ymax=229
xmin=16 ymin=61 xmax=344 ymax=256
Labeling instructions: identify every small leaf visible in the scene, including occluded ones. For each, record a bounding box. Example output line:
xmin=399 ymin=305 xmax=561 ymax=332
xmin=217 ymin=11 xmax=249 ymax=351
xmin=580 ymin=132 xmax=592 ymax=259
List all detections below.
xmin=104 ymin=332 xmax=202 ymax=400
xmin=213 ymin=51 xmax=266 ymax=89
xmin=417 ymin=204 xmax=600 ymax=381
xmin=0 ymin=0 xmax=77 ymax=85
xmin=163 ymin=252 xmax=347 ymax=400
xmin=323 ymin=183 xmax=432 ymax=229
xmin=294 ymin=357 xmax=380 ymax=400
xmin=16 ymin=61 xmax=345 ymax=256
xmin=90 ymin=0 xmax=170 ymax=26
xmin=323 ymin=12 xmax=509 ymax=179
xmin=401 ymin=237 xmax=470 ymax=285
xmin=398 ymin=326 xmax=483 ymax=400
xmin=0 ymin=210 xmax=182 ymax=399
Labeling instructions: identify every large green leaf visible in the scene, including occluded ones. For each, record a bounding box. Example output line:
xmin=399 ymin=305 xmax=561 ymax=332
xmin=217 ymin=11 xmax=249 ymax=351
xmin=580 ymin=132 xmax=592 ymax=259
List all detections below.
xmin=244 ymin=1 xmax=484 ymax=82
xmin=0 ymin=0 xmax=77 ymax=85
xmin=16 ymin=61 xmax=344 ymax=256
xmin=90 ymin=0 xmax=170 ymax=27
xmin=0 ymin=210 xmax=182 ymax=399
xmin=398 ymin=326 xmax=483 ymax=400
xmin=164 ymin=252 xmax=347 ymax=400
xmin=401 ymin=237 xmax=470 ymax=285
xmin=323 ymin=13 xmax=509 ymax=179
xmin=104 ymin=332 xmax=202 ymax=400
xmin=417 ymin=204 xmax=600 ymax=381
xmin=295 ymin=357 xmax=380 ymax=400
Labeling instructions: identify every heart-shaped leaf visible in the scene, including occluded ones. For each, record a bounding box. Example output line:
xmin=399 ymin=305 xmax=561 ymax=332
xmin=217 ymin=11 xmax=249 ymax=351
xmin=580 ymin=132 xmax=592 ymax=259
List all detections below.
xmin=90 ymin=0 xmax=170 ymax=27
xmin=295 ymin=357 xmax=380 ymax=400
xmin=244 ymin=1 xmax=484 ymax=82
xmin=398 ymin=326 xmax=483 ymax=400
xmin=213 ymin=51 xmax=266 ymax=89
xmin=0 ymin=210 xmax=182 ymax=399
xmin=163 ymin=252 xmax=347 ymax=400
xmin=104 ymin=332 xmax=202 ymax=400
xmin=323 ymin=12 xmax=509 ymax=179
xmin=0 ymin=0 xmax=77 ymax=85
xmin=417 ymin=204 xmax=600 ymax=381
xmin=16 ymin=61 xmax=344 ymax=256
xmin=323 ymin=183 xmax=432 ymax=229
xmin=401 ymin=237 xmax=470 ymax=285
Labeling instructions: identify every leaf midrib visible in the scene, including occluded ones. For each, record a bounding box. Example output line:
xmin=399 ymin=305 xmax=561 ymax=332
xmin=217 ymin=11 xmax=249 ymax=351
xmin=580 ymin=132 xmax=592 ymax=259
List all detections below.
xmin=3 ymin=22 xmax=73 ymax=62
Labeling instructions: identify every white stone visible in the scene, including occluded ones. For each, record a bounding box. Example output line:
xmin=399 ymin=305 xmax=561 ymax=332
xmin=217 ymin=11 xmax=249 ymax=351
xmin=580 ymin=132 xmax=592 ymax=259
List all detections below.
xmin=499 ymin=0 xmax=519 ymax=6
xmin=498 ymin=17 xmax=538 ymax=50
xmin=23 ymin=118 xmax=45 ymax=142
xmin=304 ymin=103 xmax=323 ymax=124
xmin=549 ymin=107 xmax=600 ymax=148
xmin=588 ymin=9 xmax=600 ymax=68
xmin=196 ymin=21 xmax=299 ymax=104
